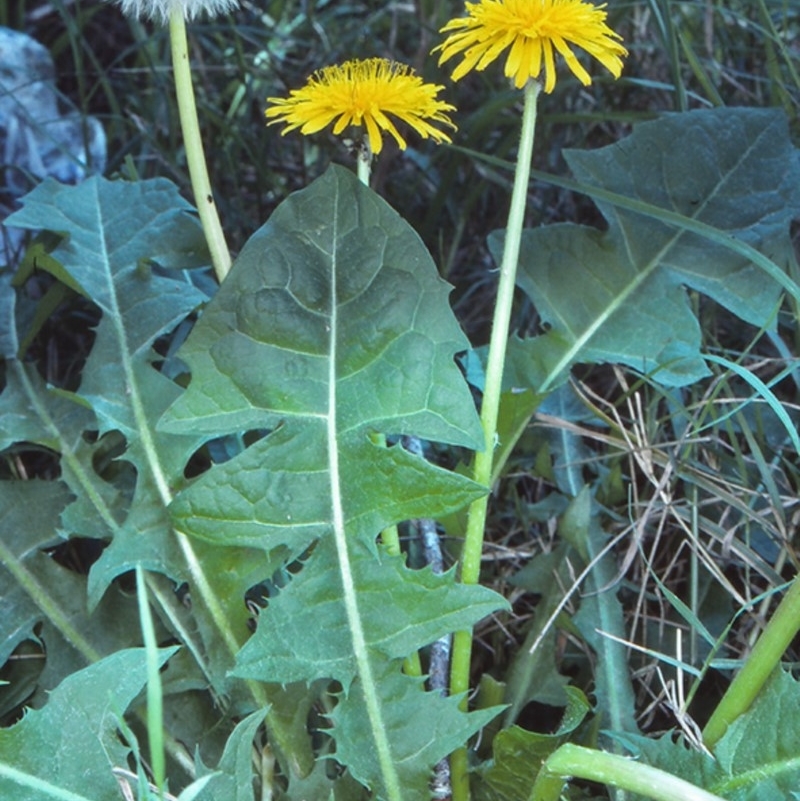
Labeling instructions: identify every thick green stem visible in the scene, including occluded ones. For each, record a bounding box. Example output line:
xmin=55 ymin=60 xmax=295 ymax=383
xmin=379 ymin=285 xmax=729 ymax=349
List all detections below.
xmin=531 ymin=744 xmax=726 ymax=801
xmin=702 ymin=573 xmax=800 ymax=748
xmin=169 ymin=10 xmax=231 ymax=283
xmin=449 ymin=79 xmax=541 ymax=801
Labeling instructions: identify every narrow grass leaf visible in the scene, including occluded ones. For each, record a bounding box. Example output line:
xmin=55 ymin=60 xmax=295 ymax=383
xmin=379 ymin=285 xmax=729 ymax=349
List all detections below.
xmin=566 ymin=489 xmax=639 ymax=737
xmin=703 ymin=352 xmax=800 ymax=455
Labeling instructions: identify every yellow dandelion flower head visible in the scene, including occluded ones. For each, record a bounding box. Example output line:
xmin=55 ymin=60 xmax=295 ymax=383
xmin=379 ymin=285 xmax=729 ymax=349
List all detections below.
xmin=435 ymin=0 xmax=627 ymax=93
xmin=265 ymin=58 xmax=457 ymax=155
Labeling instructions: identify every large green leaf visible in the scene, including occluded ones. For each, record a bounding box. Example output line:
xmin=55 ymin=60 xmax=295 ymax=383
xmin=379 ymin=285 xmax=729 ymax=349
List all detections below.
xmin=0 ymin=480 xmax=76 ymax=665
xmin=4 ymin=175 xmax=208 ymax=536
xmin=234 ymin=537 xmax=501 ymax=685
xmin=2 ymin=178 xmax=262 ymax=696
xmin=5 ymin=176 xmax=208 ymax=315
xmin=712 ymin=668 xmax=800 ymax=799
xmin=0 ymin=480 xmax=153 ymax=713
xmin=501 ymin=107 xmax=800 ymax=390
xmin=161 ymin=164 xmax=487 ymax=552
xmin=0 ymin=647 xmax=175 ymax=801
xmin=161 ymin=166 xmax=481 ymax=447
xmin=160 ymin=165 xmax=504 ymax=799
xmin=231 ymin=539 xmax=502 ymax=798
xmin=6 ymin=177 xmax=208 ymax=469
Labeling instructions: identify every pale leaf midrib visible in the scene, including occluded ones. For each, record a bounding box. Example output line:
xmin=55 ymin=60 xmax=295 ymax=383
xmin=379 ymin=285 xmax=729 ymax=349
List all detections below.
xmin=326 ymin=184 xmax=404 ymax=801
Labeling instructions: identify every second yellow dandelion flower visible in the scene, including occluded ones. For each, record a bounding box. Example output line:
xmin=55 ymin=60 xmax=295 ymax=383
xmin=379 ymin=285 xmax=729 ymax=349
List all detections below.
xmin=435 ymin=0 xmax=627 ymax=92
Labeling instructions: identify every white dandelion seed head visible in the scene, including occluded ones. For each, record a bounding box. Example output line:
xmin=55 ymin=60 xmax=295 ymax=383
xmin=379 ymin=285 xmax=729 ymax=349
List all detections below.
xmin=112 ymin=0 xmax=240 ymax=24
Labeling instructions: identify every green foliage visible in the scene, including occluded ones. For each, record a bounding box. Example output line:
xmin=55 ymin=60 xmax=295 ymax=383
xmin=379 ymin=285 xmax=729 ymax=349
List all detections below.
xmin=502 ymin=107 xmax=800 ymax=391
xmin=614 ymin=669 xmax=800 ymax=801
xmin=163 ymin=165 xmax=506 ymax=799
xmin=563 ymin=489 xmax=639 ymax=739
xmin=0 ymin=648 xmax=175 ymax=801
xmin=474 ymin=687 xmax=591 ymax=801
xmin=1 ymin=178 xmax=264 ymax=701
xmin=330 ymin=665 xmax=499 ymax=798
xmin=0 ymin=166 xmax=506 ymax=800
xmin=2 ymin=5 xmax=800 ymax=799
xmin=193 ymin=711 xmax=267 ymax=801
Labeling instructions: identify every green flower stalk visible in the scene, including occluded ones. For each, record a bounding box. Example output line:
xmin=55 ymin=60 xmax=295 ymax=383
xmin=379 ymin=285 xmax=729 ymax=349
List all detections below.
xmin=109 ymin=0 xmax=235 ymax=283
xmin=532 ymin=744 xmax=727 ymax=801
xmin=169 ymin=10 xmax=232 ymax=282
xmin=702 ymin=575 xmax=800 ymax=748
xmin=434 ymin=2 xmax=627 ymax=797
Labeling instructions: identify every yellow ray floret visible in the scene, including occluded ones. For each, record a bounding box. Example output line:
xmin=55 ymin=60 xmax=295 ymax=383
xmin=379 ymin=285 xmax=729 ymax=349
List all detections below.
xmin=265 ymin=58 xmax=457 ymax=155
xmin=435 ymin=0 xmax=627 ymax=92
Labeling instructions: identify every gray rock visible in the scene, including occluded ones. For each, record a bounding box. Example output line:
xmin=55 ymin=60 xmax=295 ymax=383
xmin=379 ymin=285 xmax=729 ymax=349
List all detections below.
xmin=1 ymin=26 xmax=107 ymax=263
